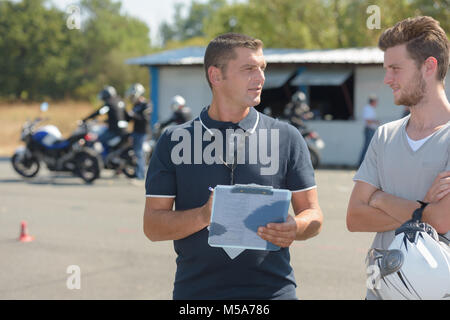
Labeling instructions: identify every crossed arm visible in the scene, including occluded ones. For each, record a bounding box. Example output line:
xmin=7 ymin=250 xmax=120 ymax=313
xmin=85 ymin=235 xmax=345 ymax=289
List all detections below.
xmin=143 ymin=188 xmax=323 ymax=247
xmin=347 ymin=171 xmax=450 ymax=234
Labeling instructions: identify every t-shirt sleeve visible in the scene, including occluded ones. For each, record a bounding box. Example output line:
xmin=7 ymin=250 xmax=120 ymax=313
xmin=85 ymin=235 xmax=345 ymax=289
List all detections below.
xmin=145 ymin=130 xmax=177 ymax=197
xmin=285 ymin=124 xmax=316 ymax=192
xmin=354 ymin=127 xmax=381 ymax=189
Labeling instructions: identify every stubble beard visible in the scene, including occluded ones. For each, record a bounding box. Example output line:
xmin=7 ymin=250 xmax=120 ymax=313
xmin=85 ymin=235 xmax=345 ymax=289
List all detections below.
xmin=395 ymin=71 xmax=427 ymax=107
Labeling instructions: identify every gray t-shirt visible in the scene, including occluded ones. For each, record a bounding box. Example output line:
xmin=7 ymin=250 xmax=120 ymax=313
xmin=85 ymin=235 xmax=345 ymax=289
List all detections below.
xmin=353 ymin=115 xmax=449 ymax=299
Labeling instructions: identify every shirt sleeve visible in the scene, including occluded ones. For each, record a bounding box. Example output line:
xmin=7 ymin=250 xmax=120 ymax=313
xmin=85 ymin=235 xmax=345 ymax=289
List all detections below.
xmin=285 ymin=124 xmax=316 ymax=192
xmin=353 ymin=127 xmax=381 ymax=189
xmin=145 ymin=130 xmax=177 ymax=197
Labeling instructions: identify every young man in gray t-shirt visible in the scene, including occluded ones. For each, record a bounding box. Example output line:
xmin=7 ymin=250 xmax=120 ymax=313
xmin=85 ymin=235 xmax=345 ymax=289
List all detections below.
xmin=346 ymin=16 xmax=450 ymax=300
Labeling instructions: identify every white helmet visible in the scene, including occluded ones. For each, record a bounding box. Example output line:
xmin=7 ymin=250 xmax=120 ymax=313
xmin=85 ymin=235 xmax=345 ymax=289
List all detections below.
xmin=367 ymin=217 xmax=450 ymax=300
xmin=126 ymin=83 xmax=145 ymax=102
xmin=291 ymin=91 xmax=306 ymax=103
xmin=170 ymin=95 xmax=186 ymax=111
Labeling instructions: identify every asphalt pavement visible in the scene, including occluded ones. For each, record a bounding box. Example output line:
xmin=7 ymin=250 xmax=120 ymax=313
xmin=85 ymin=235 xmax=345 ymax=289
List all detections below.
xmin=0 ymin=158 xmax=373 ymax=300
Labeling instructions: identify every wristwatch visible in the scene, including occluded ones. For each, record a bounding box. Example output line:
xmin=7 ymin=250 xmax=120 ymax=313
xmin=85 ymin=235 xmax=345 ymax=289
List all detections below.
xmin=412 ymin=200 xmax=429 ymax=221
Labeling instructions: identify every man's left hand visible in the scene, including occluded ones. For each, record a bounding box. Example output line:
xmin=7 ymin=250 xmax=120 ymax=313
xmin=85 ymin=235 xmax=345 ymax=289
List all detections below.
xmin=257 ymin=215 xmax=298 ymax=248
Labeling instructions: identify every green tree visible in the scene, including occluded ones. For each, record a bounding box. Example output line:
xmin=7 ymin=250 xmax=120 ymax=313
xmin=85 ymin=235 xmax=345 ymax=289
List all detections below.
xmin=73 ymin=0 xmax=151 ymax=99
xmin=0 ymin=0 xmax=153 ymax=101
xmin=0 ymin=0 xmax=82 ymax=100
xmin=410 ymin=0 xmax=450 ymax=32
xmin=203 ymin=0 xmax=338 ymax=48
xmin=200 ymin=0 xmax=449 ymax=49
xmin=159 ymin=0 xmax=226 ymax=47
xmin=1 ymin=0 xmax=448 ymax=102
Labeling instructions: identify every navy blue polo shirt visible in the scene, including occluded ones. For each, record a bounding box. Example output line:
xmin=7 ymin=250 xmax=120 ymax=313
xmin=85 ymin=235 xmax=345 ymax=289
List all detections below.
xmin=145 ymin=106 xmax=316 ymax=300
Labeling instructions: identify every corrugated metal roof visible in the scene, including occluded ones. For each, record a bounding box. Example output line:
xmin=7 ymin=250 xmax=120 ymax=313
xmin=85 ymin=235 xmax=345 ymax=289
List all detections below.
xmin=127 ymin=47 xmax=205 ymax=66
xmin=265 ymin=47 xmax=384 ymax=64
xmin=126 ymin=46 xmax=384 ymax=66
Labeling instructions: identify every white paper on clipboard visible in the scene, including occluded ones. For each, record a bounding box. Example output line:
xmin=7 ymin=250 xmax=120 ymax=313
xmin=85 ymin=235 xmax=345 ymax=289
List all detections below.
xmin=206 ymin=226 xmax=245 ymax=259
xmin=208 ymin=184 xmax=292 ymax=258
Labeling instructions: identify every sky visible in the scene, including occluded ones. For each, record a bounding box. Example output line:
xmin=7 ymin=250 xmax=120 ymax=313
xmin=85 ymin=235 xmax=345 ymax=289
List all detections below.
xmin=50 ymin=0 xmax=209 ymax=45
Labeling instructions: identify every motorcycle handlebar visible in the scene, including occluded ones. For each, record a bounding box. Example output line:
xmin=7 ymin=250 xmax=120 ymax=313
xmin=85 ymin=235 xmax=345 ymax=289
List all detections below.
xmin=26 ymin=117 xmax=48 ymax=129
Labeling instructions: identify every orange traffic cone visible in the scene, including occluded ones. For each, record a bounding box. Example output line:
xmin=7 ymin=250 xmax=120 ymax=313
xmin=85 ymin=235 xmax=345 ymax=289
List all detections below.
xmin=19 ymin=221 xmax=34 ymax=242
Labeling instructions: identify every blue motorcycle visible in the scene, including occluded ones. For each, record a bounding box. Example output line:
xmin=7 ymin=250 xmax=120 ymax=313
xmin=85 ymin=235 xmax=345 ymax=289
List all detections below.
xmin=11 ymin=116 xmax=102 ymax=184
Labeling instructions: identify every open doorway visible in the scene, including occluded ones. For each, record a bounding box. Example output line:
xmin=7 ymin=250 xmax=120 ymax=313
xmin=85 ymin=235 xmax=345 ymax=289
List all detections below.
xmin=308 ymin=74 xmax=354 ymax=120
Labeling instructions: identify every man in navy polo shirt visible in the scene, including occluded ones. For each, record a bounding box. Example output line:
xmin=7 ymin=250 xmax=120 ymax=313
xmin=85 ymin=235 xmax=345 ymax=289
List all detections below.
xmin=143 ymin=33 xmax=323 ymax=300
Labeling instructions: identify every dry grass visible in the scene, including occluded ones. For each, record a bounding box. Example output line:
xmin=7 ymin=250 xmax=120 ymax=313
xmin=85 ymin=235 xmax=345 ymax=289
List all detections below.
xmin=0 ymin=101 xmax=97 ymax=156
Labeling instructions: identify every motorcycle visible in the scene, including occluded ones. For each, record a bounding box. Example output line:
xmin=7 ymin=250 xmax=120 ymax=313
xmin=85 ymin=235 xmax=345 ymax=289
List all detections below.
xmin=277 ymin=120 xmax=324 ymax=169
xmin=300 ymin=127 xmax=325 ymax=169
xmin=143 ymin=104 xmax=193 ymax=165
xmin=85 ymin=121 xmax=137 ymax=178
xmin=279 ymin=111 xmax=324 ymax=169
xmin=142 ymin=122 xmax=172 ymax=165
xmin=11 ymin=115 xmax=102 ymax=184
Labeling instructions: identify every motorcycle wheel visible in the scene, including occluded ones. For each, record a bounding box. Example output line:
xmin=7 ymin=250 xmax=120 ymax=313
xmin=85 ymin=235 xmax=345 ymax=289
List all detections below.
xmin=308 ymin=146 xmax=320 ymax=169
xmin=74 ymin=149 xmax=101 ymax=183
xmin=121 ymin=148 xmax=137 ymax=179
xmin=11 ymin=152 xmax=40 ymax=178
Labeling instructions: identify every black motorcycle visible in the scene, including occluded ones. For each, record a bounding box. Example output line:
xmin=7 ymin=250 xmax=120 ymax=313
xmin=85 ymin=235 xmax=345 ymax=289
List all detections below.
xmin=143 ymin=121 xmax=172 ymax=165
xmin=143 ymin=106 xmax=193 ymax=164
xmin=85 ymin=121 xmax=137 ymax=178
xmin=280 ymin=99 xmax=325 ymax=169
xmin=11 ymin=118 xmax=102 ymax=183
xmin=276 ymin=120 xmax=324 ymax=169
xmin=299 ymin=127 xmax=324 ymax=169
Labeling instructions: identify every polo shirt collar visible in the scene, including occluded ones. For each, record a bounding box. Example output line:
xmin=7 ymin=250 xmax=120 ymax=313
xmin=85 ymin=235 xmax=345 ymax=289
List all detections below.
xmin=199 ymin=105 xmax=259 ymax=135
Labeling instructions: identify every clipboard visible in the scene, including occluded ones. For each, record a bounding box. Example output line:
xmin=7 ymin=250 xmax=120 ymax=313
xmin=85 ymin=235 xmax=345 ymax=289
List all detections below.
xmin=208 ymin=184 xmax=292 ymax=251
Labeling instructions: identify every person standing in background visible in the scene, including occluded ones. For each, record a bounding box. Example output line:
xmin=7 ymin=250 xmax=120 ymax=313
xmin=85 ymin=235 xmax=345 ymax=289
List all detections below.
xmin=125 ymin=83 xmax=152 ymax=180
xmin=358 ymin=94 xmax=380 ymax=166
